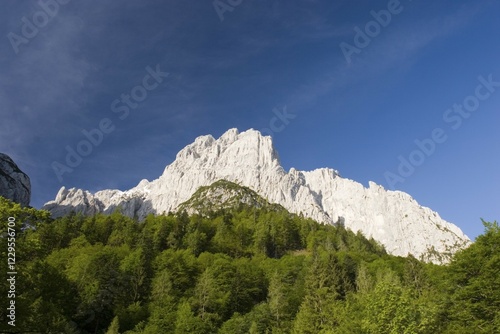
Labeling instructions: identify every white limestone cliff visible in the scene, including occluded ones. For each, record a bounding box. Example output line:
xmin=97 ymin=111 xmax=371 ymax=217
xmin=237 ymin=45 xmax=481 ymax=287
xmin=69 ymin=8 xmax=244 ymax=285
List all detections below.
xmin=42 ymin=128 xmax=471 ymax=262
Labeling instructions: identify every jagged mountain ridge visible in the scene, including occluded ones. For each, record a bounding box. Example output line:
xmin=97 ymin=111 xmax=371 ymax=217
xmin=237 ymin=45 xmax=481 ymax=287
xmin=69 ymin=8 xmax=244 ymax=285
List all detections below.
xmin=43 ymin=128 xmax=471 ymax=262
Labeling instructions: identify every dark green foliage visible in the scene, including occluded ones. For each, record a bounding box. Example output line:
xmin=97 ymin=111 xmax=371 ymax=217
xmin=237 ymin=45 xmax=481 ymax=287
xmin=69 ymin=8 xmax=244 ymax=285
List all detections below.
xmin=442 ymin=220 xmax=500 ymax=333
xmin=0 ymin=196 xmax=497 ymax=333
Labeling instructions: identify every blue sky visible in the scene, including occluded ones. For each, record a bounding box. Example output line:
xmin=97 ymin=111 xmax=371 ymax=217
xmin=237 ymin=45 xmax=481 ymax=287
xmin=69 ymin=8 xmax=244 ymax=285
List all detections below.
xmin=1 ymin=0 xmax=498 ymax=240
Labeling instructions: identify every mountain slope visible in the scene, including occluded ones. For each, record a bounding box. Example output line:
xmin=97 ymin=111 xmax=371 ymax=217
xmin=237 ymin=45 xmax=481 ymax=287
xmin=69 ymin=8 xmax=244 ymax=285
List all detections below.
xmin=42 ymin=128 xmax=470 ymax=262
xmin=176 ymin=179 xmax=286 ymax=215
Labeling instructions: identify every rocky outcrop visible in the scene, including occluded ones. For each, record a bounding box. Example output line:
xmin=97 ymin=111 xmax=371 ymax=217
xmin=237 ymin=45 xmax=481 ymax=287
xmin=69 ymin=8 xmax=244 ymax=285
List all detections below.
xmin=43 ymin=128 xmax=471 ymax=262
xmin=0 ymin=153 xmax=31 ymax=206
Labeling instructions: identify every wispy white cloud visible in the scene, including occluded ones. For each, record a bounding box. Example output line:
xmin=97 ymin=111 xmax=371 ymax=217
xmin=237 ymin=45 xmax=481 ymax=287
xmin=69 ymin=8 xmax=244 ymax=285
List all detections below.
xmin=279 ymin=2 xmax=484 ymax=113
xmin=0 ymin=13 xmax=93 ymax=151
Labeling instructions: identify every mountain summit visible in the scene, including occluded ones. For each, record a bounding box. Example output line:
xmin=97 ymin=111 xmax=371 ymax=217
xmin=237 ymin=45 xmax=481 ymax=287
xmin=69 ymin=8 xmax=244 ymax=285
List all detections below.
xmin=43 ymin=128 xmax=470 ymax=262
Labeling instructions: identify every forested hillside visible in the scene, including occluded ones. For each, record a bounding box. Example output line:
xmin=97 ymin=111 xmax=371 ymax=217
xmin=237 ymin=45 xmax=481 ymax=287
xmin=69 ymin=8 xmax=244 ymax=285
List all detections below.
xmin=1 ymin=196 xmax=499 ymax=333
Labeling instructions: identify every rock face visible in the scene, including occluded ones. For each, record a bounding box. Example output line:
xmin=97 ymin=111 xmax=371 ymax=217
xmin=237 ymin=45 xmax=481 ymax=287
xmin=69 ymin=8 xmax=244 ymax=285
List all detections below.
xmin=43 ymin=128 xmax=471 ymax=262
xmin=0 ymin=153 xmax=31 ymax=206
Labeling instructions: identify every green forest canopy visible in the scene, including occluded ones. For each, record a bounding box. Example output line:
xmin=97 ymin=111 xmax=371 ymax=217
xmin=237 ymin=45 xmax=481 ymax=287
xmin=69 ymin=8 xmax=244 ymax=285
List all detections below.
xmin=0 ymin=196 xmax=499 ymax=333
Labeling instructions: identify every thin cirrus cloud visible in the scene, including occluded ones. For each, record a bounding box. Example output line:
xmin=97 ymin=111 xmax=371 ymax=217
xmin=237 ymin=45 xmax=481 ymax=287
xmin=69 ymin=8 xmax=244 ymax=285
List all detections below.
xmin=283 ymin=4 xmax=480 ymax=116
xmin=1 ymin=15 xmax=92 ymax=144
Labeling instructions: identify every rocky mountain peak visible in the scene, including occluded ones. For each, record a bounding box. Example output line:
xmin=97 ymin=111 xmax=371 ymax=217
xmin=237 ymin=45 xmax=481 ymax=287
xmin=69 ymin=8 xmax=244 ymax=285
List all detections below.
xmin=0 ymin=153 xmax=31 ymax=206
xmin=42 ymin=128 xmax=471 ymax=263
xmin=167 ymin=128 xmax=280 ymax=174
